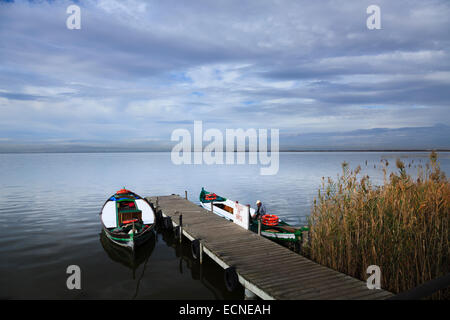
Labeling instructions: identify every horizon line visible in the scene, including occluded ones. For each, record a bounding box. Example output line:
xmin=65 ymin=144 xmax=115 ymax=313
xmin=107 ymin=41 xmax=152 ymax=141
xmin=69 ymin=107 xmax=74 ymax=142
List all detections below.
xmin=1 ymin=149 xmax=449 ymax=154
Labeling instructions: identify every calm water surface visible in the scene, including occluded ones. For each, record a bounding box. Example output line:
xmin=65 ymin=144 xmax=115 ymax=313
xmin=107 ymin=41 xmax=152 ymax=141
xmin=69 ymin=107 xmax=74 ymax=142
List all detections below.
xmin=1 ymin=152 xmax=449 ymax=299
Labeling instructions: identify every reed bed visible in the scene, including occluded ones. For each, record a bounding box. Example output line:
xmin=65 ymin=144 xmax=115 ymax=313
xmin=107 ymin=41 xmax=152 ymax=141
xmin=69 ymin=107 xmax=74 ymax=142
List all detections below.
xmin=305 ymin=151 xmax=449 ymax=299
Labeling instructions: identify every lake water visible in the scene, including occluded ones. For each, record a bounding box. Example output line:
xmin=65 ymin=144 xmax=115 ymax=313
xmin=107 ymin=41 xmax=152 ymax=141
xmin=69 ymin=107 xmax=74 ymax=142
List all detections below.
xmin=1 ymin=151 xmax=449 ymax=299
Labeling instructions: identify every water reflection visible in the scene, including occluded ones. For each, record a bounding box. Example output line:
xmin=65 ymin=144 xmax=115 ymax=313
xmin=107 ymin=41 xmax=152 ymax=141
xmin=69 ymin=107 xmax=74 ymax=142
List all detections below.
xmin=157 ymin=225 xmax=245 ymax=300
xmin=100 ymin=229 xmax=156 ymax=276
xmin=100 ymin=223 xmax=244 ymax=300
xmin=100 ymin=229 xmax=156 ymax=299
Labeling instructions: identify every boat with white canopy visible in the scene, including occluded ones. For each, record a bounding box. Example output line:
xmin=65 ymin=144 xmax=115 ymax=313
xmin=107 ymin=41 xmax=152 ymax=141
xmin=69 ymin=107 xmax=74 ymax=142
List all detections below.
xmin=100 ymin=188 xmax=156 ymax=249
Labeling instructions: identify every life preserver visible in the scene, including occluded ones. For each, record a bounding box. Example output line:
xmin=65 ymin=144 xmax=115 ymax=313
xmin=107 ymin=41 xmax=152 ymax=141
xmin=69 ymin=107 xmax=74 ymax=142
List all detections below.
xmin=163 ymin=216 xmax=173 ymax=230
xmin=262 ymin=214 xmax=279 ymax=226
xmin=174 ymin=226 xmax=181 ymax=240
xmin=205 ymin=193 xmax=217 ymax=201
xmin=224 ymin=266 xmax=238 ymax=292
xmin=191 ymin=239 xmax=200 ymax=260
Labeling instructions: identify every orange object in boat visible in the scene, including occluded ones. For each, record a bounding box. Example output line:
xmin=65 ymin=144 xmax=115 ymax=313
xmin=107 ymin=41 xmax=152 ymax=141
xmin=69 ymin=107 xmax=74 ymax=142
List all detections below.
xmin=122 ymin=219 xmax=138 ymax=224
xmin=116 ymin=188 xmax=130 ymax=194
xmin=262 ymin=214 xmax=279 ymax=226
xmin=205 ymin=193 xmax=217 ymax=201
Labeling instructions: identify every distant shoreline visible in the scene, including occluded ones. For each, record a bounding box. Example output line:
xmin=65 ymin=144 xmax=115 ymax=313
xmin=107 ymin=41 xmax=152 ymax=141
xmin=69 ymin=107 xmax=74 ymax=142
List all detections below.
xmin=1 ymin=149 xmax=449 ymax=154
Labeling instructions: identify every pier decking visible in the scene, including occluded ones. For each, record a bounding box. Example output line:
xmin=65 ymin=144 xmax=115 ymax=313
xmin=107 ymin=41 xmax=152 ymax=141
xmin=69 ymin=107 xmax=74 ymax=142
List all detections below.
xmin=146 ymin=194 xmax=393 ymax=300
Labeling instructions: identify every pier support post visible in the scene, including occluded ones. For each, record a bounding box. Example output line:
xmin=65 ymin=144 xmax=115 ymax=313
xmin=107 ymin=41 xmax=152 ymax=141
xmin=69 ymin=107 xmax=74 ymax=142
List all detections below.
xmin=199 ymin=241 xmax=203 ymax=264
xmin=246 ymin=204 xmax=251 ymax=230
xmin=185 ymin=190 xmax=188 ymax=200
xmin=258 ymin=218 xmax=261 ymax=236
xmin=179 ymin=214 xmax=183 ymax=244
xmin=210 ymin=201 xmax=213 ymax=213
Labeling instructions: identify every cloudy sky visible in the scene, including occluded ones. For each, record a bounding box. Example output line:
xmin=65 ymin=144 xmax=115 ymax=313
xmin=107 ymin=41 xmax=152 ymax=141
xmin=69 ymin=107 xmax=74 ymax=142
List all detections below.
xmin=0 ymin=0 xmax=449 ymax=151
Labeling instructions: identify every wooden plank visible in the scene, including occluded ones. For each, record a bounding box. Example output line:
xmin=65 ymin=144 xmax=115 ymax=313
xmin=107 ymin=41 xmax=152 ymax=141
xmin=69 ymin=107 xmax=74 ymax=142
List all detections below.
xmin=208 ymin=239 xmax=297 ymax=255
xmin=182 ymin=220 xmax=234 ymax=230
xmin=268 ymin=275 xmax=369 ymax=300
xmin=246 ymin=267 xmax=350 ymax=289
xmin=170 ymin=217 xmax=237 ymax=230
xmin=270 ymin=275 xmax=367 ymax=299
xmin=355 ymin=290 xmax=394 ymax=300
xmin=280 ymin=273 xmax=373 ymax=299
xmin=238 ymin=264 xmax=332 ymax=286
xmin=249 ymin=270 xmax=352 ymax=295
xmin=295 ymin=282 xmax=378 ymax=300
xmin=312 ymin=282 xmax=393 ymax=300
xmin=231 ymin=253 xmax=320 ymax=270
xmin=209 ymin=240 xmax=282 ymax=253
xmin=218 ymin=251 xmax=308 ymax=268
xmin=204 ymin=237 xmax=261 ymax=249
xmin=190 ymin=228 xmax=250 ymax=239
xmin=221 ymin=255 xmax=306 ymax=272
xmin=188 ymin=230 xmax=249 ymax=242
xmin=238 ymin=260 xmax=319 ymax=279
xmin=204 ymin=234 xmax=264 ymax=247
xmin=212 ymin=241 xmax=298 ymax=257
xmin=186 ymin=220 xmax=241 ymax=230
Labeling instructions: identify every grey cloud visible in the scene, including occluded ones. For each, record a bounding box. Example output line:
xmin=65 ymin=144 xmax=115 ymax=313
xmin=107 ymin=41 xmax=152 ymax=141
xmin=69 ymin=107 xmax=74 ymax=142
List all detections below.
xmin=0 ymin=0 xmax=449 ymax=150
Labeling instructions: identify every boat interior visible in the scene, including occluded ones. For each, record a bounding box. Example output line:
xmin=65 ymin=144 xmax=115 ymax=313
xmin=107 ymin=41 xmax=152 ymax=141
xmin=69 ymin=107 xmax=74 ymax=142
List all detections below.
xmin=214 ymin=203 xmax=234 ymax=214
xmin=117 ymin=200 xmax=142 ymax=225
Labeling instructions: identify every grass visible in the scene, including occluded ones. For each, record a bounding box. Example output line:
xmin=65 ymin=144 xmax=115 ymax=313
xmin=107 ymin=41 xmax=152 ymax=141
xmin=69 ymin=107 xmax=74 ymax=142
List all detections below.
xmin=304 ymin=151 xmax=449 ymax=299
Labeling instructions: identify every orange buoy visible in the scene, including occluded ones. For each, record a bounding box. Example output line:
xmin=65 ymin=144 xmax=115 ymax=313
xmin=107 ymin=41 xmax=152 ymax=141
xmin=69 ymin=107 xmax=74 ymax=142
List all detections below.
xmin=262 ymin=214 xmax=279 ymax=226
xmin=205 ymin=193 xmax=217 ymax=201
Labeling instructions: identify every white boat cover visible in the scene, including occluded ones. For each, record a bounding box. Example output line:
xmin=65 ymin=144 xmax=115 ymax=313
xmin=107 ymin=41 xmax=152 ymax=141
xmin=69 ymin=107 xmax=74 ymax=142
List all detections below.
xmin=101 ymin=198 xmax=155 ymax=228
xmin=101 ymin=201 xmax=117 ymax=228
xmin=135 ymin=199 xmax=155 ymax=225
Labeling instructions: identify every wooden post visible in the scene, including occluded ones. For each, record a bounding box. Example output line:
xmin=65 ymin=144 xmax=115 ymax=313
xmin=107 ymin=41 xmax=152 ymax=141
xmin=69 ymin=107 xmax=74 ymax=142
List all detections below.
xmin=210 ymin=201 xmax=213 ymax=213
xmin=179 ymin=214 xmax=183 ymax=244
xmin=199 ymin=242 xmax=203 ymax=264
xmin=132 ymin=220 xmax=136 ymax=252
xmin=246 ymin=204 xmax=251 ymax=230
xmin=258 ymin=218 xmax=261 ymax=236
xmin=185 ymin=190 xmax=188 ymax=200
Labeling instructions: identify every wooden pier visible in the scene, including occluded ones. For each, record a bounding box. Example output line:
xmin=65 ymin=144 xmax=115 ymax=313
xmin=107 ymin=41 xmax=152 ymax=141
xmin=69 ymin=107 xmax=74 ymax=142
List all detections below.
xmin=146 ymin=194 xmax=393 ymax=300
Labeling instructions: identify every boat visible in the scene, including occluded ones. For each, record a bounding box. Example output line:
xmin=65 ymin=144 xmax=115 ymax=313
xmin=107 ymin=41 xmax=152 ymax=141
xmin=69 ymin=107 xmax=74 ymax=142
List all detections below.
xmin=199 ymin=187 xmax=308 ymax=249
xmin=100 ymin=188 xmax=156 ymax=250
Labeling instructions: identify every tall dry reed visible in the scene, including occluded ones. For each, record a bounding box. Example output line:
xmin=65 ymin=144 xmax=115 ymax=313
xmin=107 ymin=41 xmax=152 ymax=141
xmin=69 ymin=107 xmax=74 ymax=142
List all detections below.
xmin=305 ymin=151 xmax=449 ymax=299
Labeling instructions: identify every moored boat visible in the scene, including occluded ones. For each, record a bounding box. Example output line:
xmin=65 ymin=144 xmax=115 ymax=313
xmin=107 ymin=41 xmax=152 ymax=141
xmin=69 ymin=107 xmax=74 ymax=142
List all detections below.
xmin=100 ymin=188 xmax=156 ymax=250
xmin=199 ymin=187 xmax=308 ymax=249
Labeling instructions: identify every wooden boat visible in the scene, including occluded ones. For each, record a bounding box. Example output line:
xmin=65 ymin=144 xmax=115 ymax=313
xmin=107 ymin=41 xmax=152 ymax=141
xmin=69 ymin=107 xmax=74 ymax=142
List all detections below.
xmin=100 ymin=188 xmax=156 ymax=250
xmin=199 ymin=187 xmax=308 ymax=248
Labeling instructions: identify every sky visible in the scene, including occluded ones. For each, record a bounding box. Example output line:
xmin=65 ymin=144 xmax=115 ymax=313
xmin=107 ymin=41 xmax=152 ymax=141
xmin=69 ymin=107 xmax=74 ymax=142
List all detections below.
xmin=0 ymin=0 xmax=449 ymax=151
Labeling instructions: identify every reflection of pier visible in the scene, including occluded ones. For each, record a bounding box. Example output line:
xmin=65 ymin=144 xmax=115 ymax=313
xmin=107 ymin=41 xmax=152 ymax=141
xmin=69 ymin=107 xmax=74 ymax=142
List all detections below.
xmin=147 ymin=195 xmax=393 ymax=300
xmin=158 ymin=226 xmax=244 ymax=300
xmin=99 ymin=230 xmax=156 ymax=299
